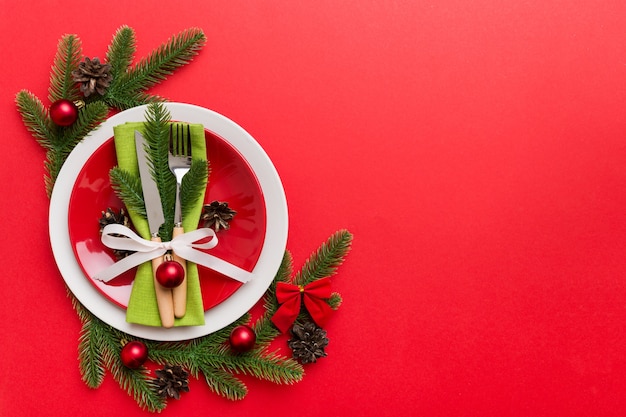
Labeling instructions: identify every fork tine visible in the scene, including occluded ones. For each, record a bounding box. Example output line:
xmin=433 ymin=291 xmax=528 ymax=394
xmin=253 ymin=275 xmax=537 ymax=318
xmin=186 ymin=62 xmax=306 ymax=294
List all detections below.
xmin=186 ymin=124 xmax=192 ymax=156
xmin=177 ymin=124 xmax=182 ymax=155
xmin=169 ymin=123 xmax=173 ymax=153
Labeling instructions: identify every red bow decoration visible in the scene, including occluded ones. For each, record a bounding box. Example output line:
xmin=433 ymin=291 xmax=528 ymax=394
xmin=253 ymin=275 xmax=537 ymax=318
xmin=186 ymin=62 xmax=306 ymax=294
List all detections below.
xmin=271 ymin=277 xmax=333 ymax=333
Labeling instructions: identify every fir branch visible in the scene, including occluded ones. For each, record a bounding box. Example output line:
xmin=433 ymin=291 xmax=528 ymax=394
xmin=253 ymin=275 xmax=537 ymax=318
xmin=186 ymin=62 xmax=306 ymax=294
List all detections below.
xmin=17 ymin=92 xmax=108 ymax=195
xmin=15 ymin=90 xmax=55 ymax=148
xmin=252 ymin=315 xmax=280 ymax=347
xmin=197 ymin=362 xmax=248 ymax=401
xmin=48 ymin=34 xmax=82 ymax=103
xmin=44 ymin=149 xmax=64 ymax=196
xmin=73 ymin=292 xmax=107 ymax=388
xmin=143 ymin=103 xmax=176 ymax=239
xmin=71 ymin=290 xmax=165 ymax=411
xmin=224 ymin=351 xmax=304 ymax=385
xmin=106 ymin=26 xmax=136 ymax=79
xmin=145 ymin=341 xmax=192 ymax=368
xmin=110 ymin=167 xmax=146 ymax=217
xmin=111 ymin=363 xmax=165 ymax=412
xmin=105 ymin=28 xmax=205 ymax=109
xmin=103 ymin=91 xmax=164 ymax=111
xmin=180 ymin=159 xmax=209 ymax=218
xmin=96 ymin=322 xmax=166 ymax=412
xmin=294 ymin=229 xmax=353 ymax=286
xmin=78 ymin=317 xmax=106 ymax=388
xmin=328 ymin=292 xmax=343 ymax=310
xmin=57 ymin=101 xmax=109 ymax=154
xmin=120 ymin=27 xmax=205 ymax=90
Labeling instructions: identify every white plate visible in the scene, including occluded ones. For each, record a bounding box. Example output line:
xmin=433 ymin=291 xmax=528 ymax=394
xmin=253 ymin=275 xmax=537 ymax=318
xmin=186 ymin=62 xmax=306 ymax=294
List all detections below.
xmin=49 ymin=103 xmax=288 ymax=341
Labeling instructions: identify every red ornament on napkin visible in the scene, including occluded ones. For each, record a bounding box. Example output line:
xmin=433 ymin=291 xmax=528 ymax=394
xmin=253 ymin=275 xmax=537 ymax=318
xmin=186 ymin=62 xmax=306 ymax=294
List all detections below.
xmin=271 ymin=277 xmax=333 ymax=333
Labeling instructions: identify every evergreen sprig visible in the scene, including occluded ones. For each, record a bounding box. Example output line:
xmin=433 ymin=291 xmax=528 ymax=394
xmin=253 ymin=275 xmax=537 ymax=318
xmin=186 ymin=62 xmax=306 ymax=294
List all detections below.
xmin=180 ymin=159 xmax=209 ymax=219
xmin=142 ymin=102 xmax=176 ymax=241
xmin=104 ymin=27 xmax=206 ymax=110
xmin=16 ymin=90 xmax=109 ymax=195
xmin=16 ymin=90 xmax=56 ymax=148
xmin=74 ymin=298 xmax=166 ymax=412
xmin=109 ymin=167 xmax=146 ymax=218
xmin=16 ymin=26 xmax=207 ymax=194
xmin=48 ymin=34 xmax=82 ymax=103
xmin=294 ymin=229 xmax=353 ymax=286
xmin=105 ymin=26 xmax=136 ymax=82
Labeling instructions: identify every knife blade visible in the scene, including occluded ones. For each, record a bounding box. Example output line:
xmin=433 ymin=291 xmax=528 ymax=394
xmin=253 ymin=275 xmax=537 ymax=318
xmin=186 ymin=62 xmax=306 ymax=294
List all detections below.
xmin=135 ymin=130 xmax=165 ymax=236
xmin=135 ymin=130 xmax=175 ymax=328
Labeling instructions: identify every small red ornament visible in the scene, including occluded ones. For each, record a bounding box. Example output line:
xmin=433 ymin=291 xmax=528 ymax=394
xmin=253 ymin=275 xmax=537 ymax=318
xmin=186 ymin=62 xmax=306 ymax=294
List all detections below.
xmin=229 ymin=325 xmax=257 ymax=353
xmin=121 ymin=340 xmax=148 ymax=369
xmin=49 ymin=99 xmax=79 ymax=126
xmin=156 ymin=260 xmax=185 ymax=288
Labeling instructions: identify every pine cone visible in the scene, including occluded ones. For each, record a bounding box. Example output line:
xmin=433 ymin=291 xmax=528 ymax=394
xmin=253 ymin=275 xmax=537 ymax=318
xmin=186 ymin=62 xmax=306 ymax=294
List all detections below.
xmin=201 ymin=201 xmax=236 ymax=231
xmin=99 ymin=208 xmax=133 ymax=260
xmin=154 ymin=364 xmax=190 ymax=400
xmin=288 ymin=321 xmax=329 ymax=364
xmin=72 ymin=57 xmax=113 ymax=97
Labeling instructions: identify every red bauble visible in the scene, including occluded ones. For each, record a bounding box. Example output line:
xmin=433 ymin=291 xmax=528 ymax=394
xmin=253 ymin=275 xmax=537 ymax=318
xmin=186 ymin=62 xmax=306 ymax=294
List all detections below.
xmin=49 ymin=99 xmax=79 ymax=126
xmin=156 ymin=260 xmax=185 ymax=288
xmin=121 ymin=341 xmax=148 ymax=369
xmin=229 ymin=325 xmax=257 ymax=353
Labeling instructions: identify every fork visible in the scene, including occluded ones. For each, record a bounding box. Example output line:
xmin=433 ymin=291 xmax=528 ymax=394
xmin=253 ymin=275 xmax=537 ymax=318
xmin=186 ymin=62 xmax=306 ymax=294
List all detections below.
xmin=168 ymin=123 xmax=193 ymax=318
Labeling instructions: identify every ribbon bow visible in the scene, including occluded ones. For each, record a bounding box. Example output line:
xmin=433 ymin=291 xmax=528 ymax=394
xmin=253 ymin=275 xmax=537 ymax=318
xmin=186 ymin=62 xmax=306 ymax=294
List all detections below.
xmin=271 ymin=277 xmax=333 ymax=333
xmin=94 ymin=223 xmax=254 ymax=284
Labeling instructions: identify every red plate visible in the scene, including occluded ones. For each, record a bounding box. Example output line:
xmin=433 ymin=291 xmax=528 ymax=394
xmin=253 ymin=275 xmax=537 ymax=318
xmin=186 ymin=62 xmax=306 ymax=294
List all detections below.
xmin=68 ymin=129 xmax=266 ymax=310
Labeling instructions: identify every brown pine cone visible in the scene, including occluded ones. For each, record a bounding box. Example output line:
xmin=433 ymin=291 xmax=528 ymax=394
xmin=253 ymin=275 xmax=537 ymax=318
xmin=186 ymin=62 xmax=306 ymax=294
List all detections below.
xmin=72 ymin=57 xmax=113 ymax=97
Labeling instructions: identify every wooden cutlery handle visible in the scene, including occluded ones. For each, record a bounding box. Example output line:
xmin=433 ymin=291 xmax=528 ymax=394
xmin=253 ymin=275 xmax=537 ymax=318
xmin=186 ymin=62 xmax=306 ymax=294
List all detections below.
xmin=151 ymin=236 xmax=175 ymax=328
xmin=171 ymin=226 xmax=188 ymax=318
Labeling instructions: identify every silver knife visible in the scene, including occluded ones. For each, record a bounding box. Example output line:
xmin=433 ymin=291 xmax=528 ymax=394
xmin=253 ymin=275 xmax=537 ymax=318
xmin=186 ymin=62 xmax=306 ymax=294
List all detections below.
xmin=135 ymin=130 xmax=175 ymax=328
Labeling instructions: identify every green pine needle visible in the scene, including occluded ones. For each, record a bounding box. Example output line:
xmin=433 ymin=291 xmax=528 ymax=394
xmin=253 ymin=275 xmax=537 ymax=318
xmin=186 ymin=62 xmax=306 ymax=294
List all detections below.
xmin=198 ymin=364 xmax=248 ymax=400
xmin=78 ymin=318 xmax=106 ymax=388
xmin=109 ymin=167 xmax=146 ymax=218
xmin=43 ymin=150 xmax=64 ymax=195
xmin=105 ymin=28 xmax=206 ymax=110
xmin=180 ymin=159 xmax=209 ymax=218
xmin=106 ymin=26 xmax=136 ymax=80
xmin=122 ymin=27 xmax=206 ymax=90
xmin=103 ymin=91 xmax=164 ymax=111
xmin=328 ymin=292 xmax=343 ymax=310
xmin=143 ymin=102 xmax=176 ymax=240
xmin=224 ymin=350 xmax=304 ymax=385
xmin=111 ymin=364 xmax=165 ymax=412
xmin=48 ymin=34 xmax=82 ymax=103
xmin=294 ymin=229 xmax=353 ymax=286
xmin=15 ymin=90 xmax=55 ymax=148
xmin=97 ymin=320 xmax=166 ymax=412
xmin=58 ymin=101 xmax=109 ymax=152
xmin=16 ymin=91 xmax=108 ymax=195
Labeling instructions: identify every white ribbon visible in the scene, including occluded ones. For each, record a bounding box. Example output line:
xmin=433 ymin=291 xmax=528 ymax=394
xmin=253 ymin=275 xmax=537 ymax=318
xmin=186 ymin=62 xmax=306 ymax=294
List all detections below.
xmin=94 ymin=223 xmax=254 ymax=284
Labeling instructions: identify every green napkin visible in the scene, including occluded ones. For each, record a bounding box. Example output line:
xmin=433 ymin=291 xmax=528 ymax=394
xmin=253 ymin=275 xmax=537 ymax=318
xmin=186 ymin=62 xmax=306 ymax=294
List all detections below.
xmin=112 ymin=122 xmax=207 ymax=327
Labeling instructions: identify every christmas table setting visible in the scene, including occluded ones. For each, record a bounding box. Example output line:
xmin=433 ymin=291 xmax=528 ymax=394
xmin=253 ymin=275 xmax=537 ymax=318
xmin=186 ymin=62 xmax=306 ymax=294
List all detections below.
xmin=12 ymin=25 xmax=354 ymax=410
xmin=4 ymin=2 xmax=626 ymax=416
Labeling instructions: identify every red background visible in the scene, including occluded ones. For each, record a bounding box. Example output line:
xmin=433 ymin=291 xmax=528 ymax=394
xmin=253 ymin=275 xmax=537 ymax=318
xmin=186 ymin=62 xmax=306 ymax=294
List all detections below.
xmin=2 ymin=1 xmax=626 ymax=416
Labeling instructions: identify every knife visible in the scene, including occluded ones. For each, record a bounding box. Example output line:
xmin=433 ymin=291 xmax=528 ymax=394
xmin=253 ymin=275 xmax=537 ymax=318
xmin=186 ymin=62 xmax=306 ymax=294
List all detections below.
xmin=135 ymin=130 xmax=175 ymax=328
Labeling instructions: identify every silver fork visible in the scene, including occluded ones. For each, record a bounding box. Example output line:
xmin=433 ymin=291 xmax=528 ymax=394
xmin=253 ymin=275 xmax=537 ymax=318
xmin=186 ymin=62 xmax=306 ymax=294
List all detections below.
xmin=169 ymin=123 xmax=192 ymax=227
xmin=168 ymin=123 xmax=193 ymax=318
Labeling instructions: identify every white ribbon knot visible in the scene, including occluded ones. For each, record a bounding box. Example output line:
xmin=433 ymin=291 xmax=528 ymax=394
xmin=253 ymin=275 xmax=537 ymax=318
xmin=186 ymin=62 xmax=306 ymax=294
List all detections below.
xmin=94 ymin=223 xmax=254 ymax=284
